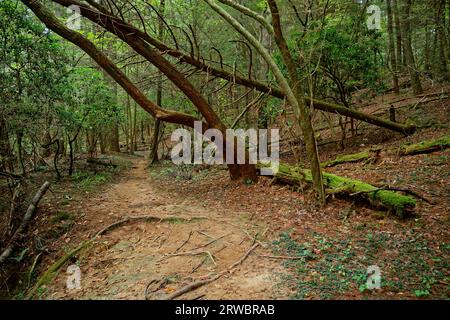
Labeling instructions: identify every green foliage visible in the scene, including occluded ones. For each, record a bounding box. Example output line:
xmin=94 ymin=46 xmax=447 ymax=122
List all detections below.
xmin=72 ymin=171 xmax=112 ymax=189
xmin=299 ymin=11 xmax=385 ymax=105
xmin=273 ymin=230 xmax=449 ymax=299
xmin=0 ymin=0 xmax=69 ymax=133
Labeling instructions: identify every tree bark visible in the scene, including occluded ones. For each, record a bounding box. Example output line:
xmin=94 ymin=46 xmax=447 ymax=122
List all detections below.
xmin=392 ymin=0 xmax=404 ymax=69
xmin=267 ymin=0 xmax=325 ymax=203
xmin=0 ymin=181 xmax=50 ymax=266
xmin=400 ymin=0 xmax=423 ymax=95
xmin=55 ymin=0 xmax=413 ymax=135
xmin=433 ymin=0 xmax=450 ymax=82
xmin=22 ymin=0 xmax=257 ymax=181
xmin=387 ymin=0 xmax=400 ymax=93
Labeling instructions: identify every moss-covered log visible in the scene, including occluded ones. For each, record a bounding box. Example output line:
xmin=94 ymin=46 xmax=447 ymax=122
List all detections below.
xmin=265 ymin=164 xmax=416 ymax=217
xmin=399 ymin=135 xmax=450 ymax=156
xmin=321 ymin=151 xmax=371 ymax=167
xmin=321 ymin=135 xmax=450 ymax=167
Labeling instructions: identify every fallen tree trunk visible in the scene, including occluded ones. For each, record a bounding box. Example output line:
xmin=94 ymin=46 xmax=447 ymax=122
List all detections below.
xmin=304 ymin=98 xmax=416 ymax=135
xmin=399 ymin=135 xmax=450 ymax=156
xmin=86 ymin=157 xmax=117 ymax=168
xmin=263 ymin=164 xmax=416 ymax=217
xmin=321 ymin=151 xmax=371 ymax=167
xmin=321 ymin=135 xmax=450 ymax=168
xmin=0 ymin=181 xmax=50 ymax=266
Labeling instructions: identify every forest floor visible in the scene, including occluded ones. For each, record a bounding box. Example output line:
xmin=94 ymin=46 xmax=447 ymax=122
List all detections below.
xmin=2 ymin=82 xmax=449 ymax=300
xmin=39 ymin=136 xmax=449 ymax=300
xmin=40 ymin=158 xmax=291 ymax=300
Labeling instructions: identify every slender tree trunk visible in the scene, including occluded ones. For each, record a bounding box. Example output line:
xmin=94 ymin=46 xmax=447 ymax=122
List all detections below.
xmin=393 ymin=0 xmax=404 ymax=69
xmin=400 ymin=0 xmax=423 ymax=95
xmin=424 ymin=24 xmax=431 ymax=74
xmin=433 ymin=0 xmax=450 ymax=82
xmin=267 ymin=0 xmax=325 ymax=203
xmin=54 ymin=139 xmax=61 ymax=179
xmin=387 ymin=0 xmax=400 ymax=93
xmin=0 ymin=118 xmax=13 ymax=172
xmin=16 ymin=130 xmax=25 ymax=175
xmin=68 ymin=138 xmax=74 ymax=176
xmin=108 ymin=78 xmax=121 ymax=152
xmin=150 ymin=119 xmax=161 ymax=164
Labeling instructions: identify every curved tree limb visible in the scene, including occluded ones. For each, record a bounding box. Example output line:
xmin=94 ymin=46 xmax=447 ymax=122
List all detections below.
xmin=62 ymin=0 xmax=413 ymax=134
xmin=21 ymin=0 xmax=206 ymax=131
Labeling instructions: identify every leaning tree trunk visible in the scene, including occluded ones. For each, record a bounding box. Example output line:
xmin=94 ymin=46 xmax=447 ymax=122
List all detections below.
xmin=204 ymin=0 xmax=325 ymax=202
xmin=22 ymin=0 xmax=258 ymax=182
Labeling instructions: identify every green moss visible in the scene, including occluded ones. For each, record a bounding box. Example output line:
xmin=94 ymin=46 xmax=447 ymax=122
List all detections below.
xmin=270 ymin=163 xmax=416 ymax=217
xmin=26 ymin=240 xmax=93 ymax=299
xmin=321 ymin=151 xmax=370 ymax=167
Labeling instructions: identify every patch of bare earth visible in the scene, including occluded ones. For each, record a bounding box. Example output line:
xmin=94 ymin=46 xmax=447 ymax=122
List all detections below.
xmin=44 ymin=160 xmax=290 ymax=300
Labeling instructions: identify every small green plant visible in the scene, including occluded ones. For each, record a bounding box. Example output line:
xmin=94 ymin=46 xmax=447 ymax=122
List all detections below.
xmin=72 ymin=171 xmax=112 ymax=189
xmin=414 ymin=290 xmax=430 ymax=298
xmin=51 ymin=211 xmax=73 ymax=223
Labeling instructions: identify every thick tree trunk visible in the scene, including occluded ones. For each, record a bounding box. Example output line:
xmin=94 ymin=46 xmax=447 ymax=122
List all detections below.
xmin=109 ymin=122 xmax=120 ymax=152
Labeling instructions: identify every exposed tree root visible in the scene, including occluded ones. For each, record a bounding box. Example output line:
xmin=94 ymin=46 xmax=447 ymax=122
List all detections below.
xmin=26 ymin=214 xmax=206 ymax=299
xmin=258 ymin=255 xmax=304 ymax=260
xmin=161 ymin=243 xmax=260 ymax=300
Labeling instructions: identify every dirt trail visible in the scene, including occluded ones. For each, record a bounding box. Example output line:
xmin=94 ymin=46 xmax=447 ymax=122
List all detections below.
xmin=46 ymin=158 xmax=288 ymax=300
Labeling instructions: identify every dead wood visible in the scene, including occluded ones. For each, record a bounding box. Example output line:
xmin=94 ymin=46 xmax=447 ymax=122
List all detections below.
xmin=0 ymin=181 xmax=50 ymax=266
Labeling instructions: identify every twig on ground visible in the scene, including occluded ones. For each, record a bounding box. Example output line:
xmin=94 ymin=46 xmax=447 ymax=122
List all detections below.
xmin=191 ymin=256 xmax=207 ymax=273
xmin=174 ymin=230 xmax=193 ymax=252
xmin=258 ymin=254 xmax=303 ymax=260
xmin=166 ymin=250 xmax=216 ymax=265
xmin=191 ymin=232 xmax=232 ymax=251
